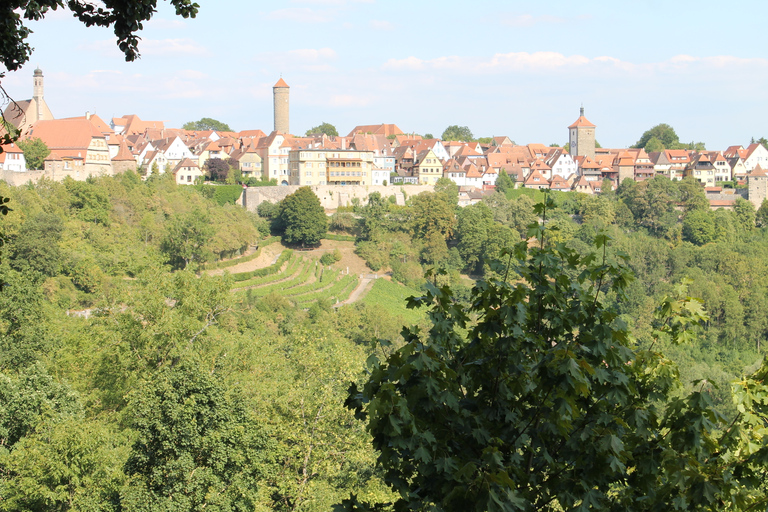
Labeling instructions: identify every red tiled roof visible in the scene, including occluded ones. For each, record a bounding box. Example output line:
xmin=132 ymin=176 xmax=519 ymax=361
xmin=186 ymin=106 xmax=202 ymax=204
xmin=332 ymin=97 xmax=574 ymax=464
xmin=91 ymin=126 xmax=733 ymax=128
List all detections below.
xmin=568 ymin=115 xmax=596 ymax=129
xmin=274 ymin=78 xmax=289 ymax=88
xmin=26 ymin=119 xmax=105 ymax=149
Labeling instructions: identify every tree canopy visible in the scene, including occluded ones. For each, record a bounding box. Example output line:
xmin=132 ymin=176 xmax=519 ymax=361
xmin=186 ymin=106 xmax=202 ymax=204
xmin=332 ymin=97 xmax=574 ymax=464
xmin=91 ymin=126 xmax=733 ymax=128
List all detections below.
xmin=182 ymin=117 xmax=232 ymax=132
xmin=441 ymin=125 xmax=474 ymax=142
xmin=342 ymin=197 xmax=768 ymax=512
xmin=633 ymin=124 xmax=706 ymax=151
xmin=0 ymin=0 xmax=199 ymax=73
xmin=278 ymin=186 xmax=327 ymax=247
xmin=16 ymin=137 xmax=49 ymax=170
xmin=305 ymin=122 xmax=339 ymax=137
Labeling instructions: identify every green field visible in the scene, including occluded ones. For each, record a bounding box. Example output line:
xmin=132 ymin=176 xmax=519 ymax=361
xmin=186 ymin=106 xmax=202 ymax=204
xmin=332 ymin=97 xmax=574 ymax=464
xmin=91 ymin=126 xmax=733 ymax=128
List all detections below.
xmin=361 ymin=278 xmax=426 ymax=326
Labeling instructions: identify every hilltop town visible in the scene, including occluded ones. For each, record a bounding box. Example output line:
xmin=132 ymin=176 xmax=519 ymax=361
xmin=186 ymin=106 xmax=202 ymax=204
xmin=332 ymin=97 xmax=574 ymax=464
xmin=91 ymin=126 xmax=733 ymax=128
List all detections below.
xmin=3 ymin=69 xmax=768 ymax=210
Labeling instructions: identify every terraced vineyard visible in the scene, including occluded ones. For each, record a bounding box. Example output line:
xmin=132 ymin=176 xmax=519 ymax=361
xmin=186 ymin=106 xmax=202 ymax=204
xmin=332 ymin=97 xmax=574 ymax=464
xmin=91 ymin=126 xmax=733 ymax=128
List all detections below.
xmin=230 ymin=251 xmax=361 ymax=307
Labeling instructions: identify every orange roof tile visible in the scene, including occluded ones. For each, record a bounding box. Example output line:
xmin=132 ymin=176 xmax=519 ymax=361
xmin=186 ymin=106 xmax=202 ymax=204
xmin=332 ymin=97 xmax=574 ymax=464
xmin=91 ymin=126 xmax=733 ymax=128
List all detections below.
xmin=274 ymin=78 xmax=289 ymax=88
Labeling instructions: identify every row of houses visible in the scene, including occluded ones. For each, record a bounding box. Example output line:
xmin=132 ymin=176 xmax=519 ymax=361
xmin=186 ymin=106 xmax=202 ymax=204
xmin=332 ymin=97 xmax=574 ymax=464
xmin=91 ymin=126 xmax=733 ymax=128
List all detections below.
xmin=4 ymin=113 xmax=768 ymax=198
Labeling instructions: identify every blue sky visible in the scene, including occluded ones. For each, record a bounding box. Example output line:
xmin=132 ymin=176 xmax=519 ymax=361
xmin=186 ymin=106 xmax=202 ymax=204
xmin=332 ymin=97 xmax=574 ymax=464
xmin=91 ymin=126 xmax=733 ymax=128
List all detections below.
xmin=2 ymin=0 xmax=766 ymax=149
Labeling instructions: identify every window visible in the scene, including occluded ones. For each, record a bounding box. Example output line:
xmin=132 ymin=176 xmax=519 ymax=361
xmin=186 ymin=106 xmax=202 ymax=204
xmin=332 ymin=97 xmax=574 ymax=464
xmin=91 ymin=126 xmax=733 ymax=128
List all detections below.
xmin=187 ymin=175 xmax=192 ymax=182
xmin=306 ymin=171 xmax=312 ymax=177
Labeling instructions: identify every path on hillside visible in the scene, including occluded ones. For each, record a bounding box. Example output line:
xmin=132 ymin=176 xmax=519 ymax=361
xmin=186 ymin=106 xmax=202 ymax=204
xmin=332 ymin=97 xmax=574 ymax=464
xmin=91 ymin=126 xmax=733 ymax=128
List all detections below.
xmin=336 ymin=276 xmax=376 ymax=306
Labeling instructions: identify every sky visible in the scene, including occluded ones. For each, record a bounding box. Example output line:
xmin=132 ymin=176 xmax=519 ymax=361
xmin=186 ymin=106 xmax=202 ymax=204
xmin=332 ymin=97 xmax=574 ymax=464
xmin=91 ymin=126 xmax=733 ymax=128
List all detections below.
xmin=1 ymin=0 xmax=766 ymax=150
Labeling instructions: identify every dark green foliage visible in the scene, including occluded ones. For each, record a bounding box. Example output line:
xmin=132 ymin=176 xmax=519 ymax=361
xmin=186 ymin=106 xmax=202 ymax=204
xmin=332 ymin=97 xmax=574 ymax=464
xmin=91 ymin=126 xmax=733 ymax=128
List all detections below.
xmin=320 ymin=249 xmax=342 ymax=266
xmin=0 ymin=363 xmax=81 ymax=448
xmin=16 ymin=137 xmax=49 ymax=170
xmin=279 ymin=186 xmax=327 ymax=247
xmin=182 ymin=118 xmax=232 ymax=132
xmin=683 ymin=210 xmax=716 ymax=245
xmin=633 ymin=123 xmax=681 ymax=149
xmin=64 ymin=177 xmax=112 ymax=225
xmin=121 ymin=361 xmax=268 ymax=511
xmin=7 ymin=211 xmax=63 ymax=276
xmin=0 ymin=266 xmax=50 ymax=370
xmin=160 ymin=210 xmax=215 ymax=269
xmin=408 ymin=192 xmax=456 ymax=240
xmin=305 ymin=122 xmax=339 ymax=137
xmin=343 ymin=198 xmax=768 ymax=511
xmin=494 ymin=170 xmax=515 ymax=195
xmin=196 ymin=184 xmax=244 ymax=206
xmin=441 ymin=125 xmax=474 ymax=142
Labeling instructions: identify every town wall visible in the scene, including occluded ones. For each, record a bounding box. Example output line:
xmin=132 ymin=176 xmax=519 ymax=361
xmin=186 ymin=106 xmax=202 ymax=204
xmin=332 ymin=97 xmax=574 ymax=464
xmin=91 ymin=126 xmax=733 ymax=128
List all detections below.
xmin=242 ymin=184 xmax=434 ymax=212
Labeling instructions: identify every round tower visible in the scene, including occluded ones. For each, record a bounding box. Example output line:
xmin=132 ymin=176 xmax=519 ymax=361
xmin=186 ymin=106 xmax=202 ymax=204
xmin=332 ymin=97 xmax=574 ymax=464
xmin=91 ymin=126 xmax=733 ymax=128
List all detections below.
xmin=273 ymin=78 xmax=290 ymax=134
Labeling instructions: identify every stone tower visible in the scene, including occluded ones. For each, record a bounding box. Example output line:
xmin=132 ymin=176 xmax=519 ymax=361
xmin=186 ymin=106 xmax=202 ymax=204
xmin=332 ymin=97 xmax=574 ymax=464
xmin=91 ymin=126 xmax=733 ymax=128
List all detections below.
xmin=273 ymin=78 xmax=289 ymax=134
xmin=33 ymin=67 xmax=45 ymax=121
xmin=568 ymin=107 xmax=596 ymax=160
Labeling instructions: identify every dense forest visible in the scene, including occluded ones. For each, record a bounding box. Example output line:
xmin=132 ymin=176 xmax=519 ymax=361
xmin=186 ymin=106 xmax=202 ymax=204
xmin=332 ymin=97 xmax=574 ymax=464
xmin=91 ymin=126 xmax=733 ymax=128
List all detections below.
xmin=1 ymin=172 xmax=768 ymax=510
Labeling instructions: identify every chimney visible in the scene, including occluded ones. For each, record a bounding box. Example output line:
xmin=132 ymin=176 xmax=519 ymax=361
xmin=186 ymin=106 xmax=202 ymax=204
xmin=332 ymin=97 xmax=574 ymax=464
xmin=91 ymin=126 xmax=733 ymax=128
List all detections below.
xmin=342 ymin=138 xmax=346 ymax=150
xmin=86 ymin=111 xmax=91 ymax=120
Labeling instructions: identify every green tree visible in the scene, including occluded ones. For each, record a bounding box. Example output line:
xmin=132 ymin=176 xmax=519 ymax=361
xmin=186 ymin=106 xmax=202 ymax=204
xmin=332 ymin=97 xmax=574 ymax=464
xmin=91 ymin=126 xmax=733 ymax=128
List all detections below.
xmin=441 ymin=125 xmax=474 ymax=142
xmin=15 ymin=137 xmax=49 ymax=170
xmin=279 ymin=186 xmax=327 ymax=247
xmin=408 ymin=192 xmax=456 ymax=240
xmin=644 ymin=136 xmax=665 ymax=153
xmin=160 ymin=210 xmax=214 ymax=269
xmin=455 ymin=203 xmax=493 ymax=274
xmin=7 ymin=211 xmax=63 ymax=276
xmin=756 ymin=198 xmax=768 ymax=227
xmin=494 ymin=170 xmax=515 ymax=196
xmin=676 ymin=176 xmax=709 ymax=212
xmin=121 ymin=360 xmax=268 ymax=512
xmin=752 ymin=136 xmax=768 ymax=151
xmin=434 ymin=177 xmax=458 ymax=206
xmin=632 ymin=123 xmax=680 ymax=149
xmin=1 ymin=416 xmax=128 ymax=512
xmin=682 ymin=209 xmax=716 ymax=245
xmin=341 ymin=199 xmax=768 ymax=511
xmin=305 ymin=122 xmax=339 ymax=137
xmin=182 ymin=117 xmax=232 ymax=132
xmin=733 ymin=197 xmax=756 ymax=233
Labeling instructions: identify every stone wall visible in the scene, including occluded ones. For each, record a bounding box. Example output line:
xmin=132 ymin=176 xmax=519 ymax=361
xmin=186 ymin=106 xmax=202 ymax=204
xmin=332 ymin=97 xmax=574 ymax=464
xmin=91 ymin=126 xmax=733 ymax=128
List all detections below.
xmin=242 ymin=184 xmax=434 ymax=212
xmin=0 ymin=169 xmax=48 ymax=186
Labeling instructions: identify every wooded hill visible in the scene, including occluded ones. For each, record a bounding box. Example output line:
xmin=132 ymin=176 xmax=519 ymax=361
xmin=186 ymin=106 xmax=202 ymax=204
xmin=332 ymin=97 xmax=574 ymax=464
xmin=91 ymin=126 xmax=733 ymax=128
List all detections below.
xmin=1 ymin=173 xmax=768 ymax=510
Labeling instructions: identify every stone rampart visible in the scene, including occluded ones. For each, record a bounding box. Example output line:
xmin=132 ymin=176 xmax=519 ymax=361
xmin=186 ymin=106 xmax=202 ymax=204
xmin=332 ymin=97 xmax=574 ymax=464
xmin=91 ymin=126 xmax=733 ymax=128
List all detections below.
xmin=242 ymin=184 xmax=434 ymax=212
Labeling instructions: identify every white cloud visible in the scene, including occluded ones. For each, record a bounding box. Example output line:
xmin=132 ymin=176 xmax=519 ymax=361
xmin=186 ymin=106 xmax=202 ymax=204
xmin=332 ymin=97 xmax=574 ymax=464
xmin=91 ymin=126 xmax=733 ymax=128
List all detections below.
xmin=77 ymin=38 xmax=208 ymax=58
xmin=328 ymin=94 xmax=371 ymax=107
xmin=381 ymin=52 xmax=768 ymax=77
xmin=288 ymin=48 xmax=337 ymax=61
xmin=140 ymin=38 xmax=209 ymax=57
xmin=265 ymin=7 xmax=332 ymax=23
xmin=370 ymin=20 xmax=393 ymax=30
xmin=382 ymin=56 xmax=426 ymax=71
xmin=501 ymin=14 xmax=568 ymax=27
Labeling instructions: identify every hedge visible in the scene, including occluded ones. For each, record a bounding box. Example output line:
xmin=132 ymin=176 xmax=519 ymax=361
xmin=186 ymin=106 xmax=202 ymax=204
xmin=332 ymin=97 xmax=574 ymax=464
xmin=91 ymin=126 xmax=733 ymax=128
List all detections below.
xmin=230 ymin=249 xmax=293 ymax=282
xmin=322 ymin=233 xmax=356 ymax=242
xmin=205 ymin=236 xmax=281 ymax=270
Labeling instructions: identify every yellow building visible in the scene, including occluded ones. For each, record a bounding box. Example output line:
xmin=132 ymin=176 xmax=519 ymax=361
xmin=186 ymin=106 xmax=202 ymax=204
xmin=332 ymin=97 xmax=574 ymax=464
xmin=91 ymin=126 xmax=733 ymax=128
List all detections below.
xmin=413 ymin=149 xmax=443 ymax=185
xmin=289 ymin=149 xmax=374 ymax=186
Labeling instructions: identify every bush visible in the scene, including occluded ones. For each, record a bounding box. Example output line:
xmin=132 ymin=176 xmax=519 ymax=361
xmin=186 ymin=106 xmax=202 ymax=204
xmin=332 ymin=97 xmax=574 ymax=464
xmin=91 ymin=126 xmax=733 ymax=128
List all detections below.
xmin=319 ymin=249 xmax=342 ymax=266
